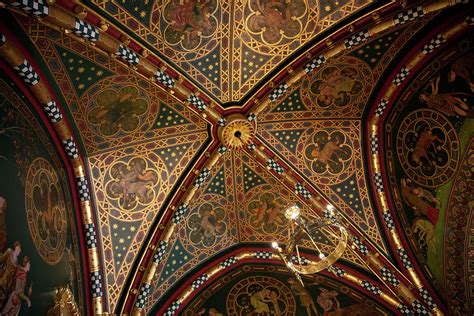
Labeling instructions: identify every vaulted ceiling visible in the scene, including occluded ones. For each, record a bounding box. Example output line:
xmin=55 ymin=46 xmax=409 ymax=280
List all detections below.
xmin=0 ymin=0 xmax=473 ymax=315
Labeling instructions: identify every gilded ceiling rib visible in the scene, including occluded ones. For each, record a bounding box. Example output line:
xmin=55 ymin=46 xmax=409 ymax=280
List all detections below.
xmin=0 ymin=32 xmax=105 ymax=314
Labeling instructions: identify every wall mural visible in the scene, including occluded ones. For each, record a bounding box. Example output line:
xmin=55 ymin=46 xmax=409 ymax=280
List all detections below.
xmin=181 ymin=264 xmax=389 ymax=315
xmin=385 ymin=42 xmax=473 ymax=293
xmin=0 ymin=76 xmax=83 ymax=314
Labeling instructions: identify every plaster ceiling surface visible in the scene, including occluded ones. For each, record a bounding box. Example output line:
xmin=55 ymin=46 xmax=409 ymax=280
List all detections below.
xmin=1 ymin=0 xmax=473 ymax=315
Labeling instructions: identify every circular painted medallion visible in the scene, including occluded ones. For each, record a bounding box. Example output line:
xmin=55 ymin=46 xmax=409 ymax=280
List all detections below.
xmin=25 ymin=158 xmax=67 ymax=264
xmin=226 ymin=276 xmax=296 ymax=315
xmin=396 ymin=109 xmax=459 ymax=187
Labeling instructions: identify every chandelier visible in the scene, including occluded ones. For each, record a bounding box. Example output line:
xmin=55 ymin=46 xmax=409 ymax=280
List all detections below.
xmin=272 ymin=205 xmax=348 ymax=283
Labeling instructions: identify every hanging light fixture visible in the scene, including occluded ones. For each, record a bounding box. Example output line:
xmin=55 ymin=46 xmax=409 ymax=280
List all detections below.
xmin=272 ymin=205 xmax=348 ymax=284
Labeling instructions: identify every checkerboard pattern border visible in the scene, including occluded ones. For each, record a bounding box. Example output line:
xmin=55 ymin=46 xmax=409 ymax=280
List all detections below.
xmin=393 ymin=6 xmax=424 ymax=26
xmin=370 ymin=134 xmax=378 ymax=154
xmin=393 ymin=67 xmax=410 ymax=86
xmin=220 ymin=256 xmax=238 ymax=269
xmin=380 ymin=267 xmax=399 ymax=286
xmin=153 ymin=240 xmax=168 ymax=263
xmin=254 ymin=251 xmax=272 ymax=259
xmin=42 ymin=100 xmax=62 ymax=123
xmin=248 ymin=143 xmax=256 ymax=151
xmin=374 ymin=173 xmax=384 ymax=192
xmin=375 ymin=98 xmax=388 ymax=116
xmin=155 ymin=70 xmax=175 ymax=88
xmin=76 ymin=176 xmax=90 ymax=201
xmin=397 ymin=304 xmax=411 ymax=315
xmin=411 ymin=299 xmax=429 ymax=315
xmin=266 ymin=158 xmax=284 ymax=174
xmin=361 ymin=281 xmax=382 ymax=296
xmin=84 ymin=223 xmax=97 ymax=248
xmin=269 ymin=83 xmax=288 ymax=101
xmin=344 ymin=30 xmax=370 ymax=49
xmin=72 ymin=18 xmax=99 ymax=42
xmin=191 ymin=274 xmax=209 ymax=290
xmin=11 ymin=0 xmax=49 ymax=17
xmin=419 ymin=287 xmax=437 ymax=310
xmin=14 ymin=59 xmax=40 ymax=86
xmin=247 ymin=113 xmax=257 ymax=122
xmin=218 ymin=145 xmax=228 ymax=155
xmin=330 ymin=266 xmax=345 ymax=277
xmin=397 ymin=248 xmax=413 ymax=269
xmin=187 ymin=94 xmax=207 ymax=111
xmin=172 ymin=203 xmax=188 ymax=224
xmin=135 ymin=283 xmax=151 ymax=308
xmin=116 ymin=44 xmax=139 ymax=65
xmin=383 ymin=212 xmax=395 ymax=230
xmin=304 ymin=55 xmax=326 ymax=73
xmin=90 ymin=271 xmax=103 ymax=298
xmin=217 ymin=117 xmax=227 ymax=127
xmin=62 ymin=137 xmax=79 ymax=159
xmin=295 ymin=183 xmax=312 ymax=199
xmin=164 ymin=301 xmax=181 ymax=315
xmin=352 ymin=237 xmax=369 ymax=255
xmin=194 ymin=168 xmax=210 ymax=188
xmin=421 ymin=34 xmax=446 ymax=55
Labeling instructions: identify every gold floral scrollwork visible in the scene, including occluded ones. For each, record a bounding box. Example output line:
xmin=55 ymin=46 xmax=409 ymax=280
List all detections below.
xmin=87 ymin=86 xmax=149 ymax=137
xmin=105 ymin=157 xmax=159 ymax=211
xmin=25 ymin=158 xmax=67 ymax=265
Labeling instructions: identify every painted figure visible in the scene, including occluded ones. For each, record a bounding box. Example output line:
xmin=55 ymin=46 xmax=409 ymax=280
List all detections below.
xmin=308 ymin=139 xmax=345 ymax=166
xmin=318 ymin=67 xmax=359 ymax=106
xmin=419 ymin=76 xmax=471 ymax=117
xmin=249 ymin=193 xmax=286 ymax=233
xmin=288 ymin=278 xmax=319 ymax=316
xmin=411 ymin=128 xmax=442 ymax=166
xmin=412 ymin=218 xmax=437 ymax=255
xmin=448 ymin=52 xmax=474 ymax=92
xmin=2 ymin=256 xmax=31 ymax=315
xmin=316 ymin=288 xmax=340 ymax=316
xmin=0 ymin=242 xmax=21 ymax=309
xmin=188 ymin=203 xmax=226 ymax=247
xmin=250 ymin=289 xmax=273 ymax=314
xmin=400 ymin=179 xmax=439 ymax=226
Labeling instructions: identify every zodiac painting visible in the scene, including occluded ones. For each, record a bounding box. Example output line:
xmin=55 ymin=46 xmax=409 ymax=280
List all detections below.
xmin=246 ymin=0 xmax=307 ymax=45
xmin=304 ymin=130 xmax=352 ymax=175
xmin=310 ymin=66 xmax=363 ymax=108
xmin=227 ymin=276 xmax=296 ymax=315
xmin=105 ymin=157 xmax=159 ymax=210
xmin=163 ymin=0 xmax=219 ymax=51
xmin=87 ymin=86 xmax=149 ymax=137
xmin=248 ymin=192 xmax=287 ymax=234
xmin=187 ymin=202 xmax=227 ymax=247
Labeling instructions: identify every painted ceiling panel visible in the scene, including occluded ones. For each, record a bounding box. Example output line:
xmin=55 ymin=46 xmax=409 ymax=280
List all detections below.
xmin=84 ymin=0 xmax=373 ymax=103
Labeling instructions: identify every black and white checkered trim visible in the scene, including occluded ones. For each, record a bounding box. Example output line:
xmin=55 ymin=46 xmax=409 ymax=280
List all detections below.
xmin=322 ymin=209 xmax=339 ymax=223
xmin=329 ymin=266 xmax=345 ymax=277
xmin=187 ymin=94 xmax=207 ymax=111
xmin=220 ymin=256 xmax=238 ymax=269
xmin=361 ymin=281 xmax=382 ymax=296
xmin=393 ymin=67 xmax=410 ymax=86
xmin=266 ymin=158 xmax=284 ymax=174
xmin=0 ymin=33 xmax=6 ymax=46
xmin=218 ymin=145 xmax=228 ymax=155
xmin=248 ymin=143 xmax=256 ymax=151
xmin=374 ymin=172 xmax=384 ymax=192
xmin=116 ymin=44 xmax=139 ymax=65
xmin=41 ymin=100 xmax=62 ymax=123
xmin=172 ymin=203 xmax=188 ymax=224
xmin=295 ymin=183 xmax=312 ymax=199
xmin=290 ymin=255 xmax=309 ymax=266
xmin=397 ymin=248 xmax=413 ymax=269
xmin=375 ymin=98 xmax=388 ymax=116
xmin=191 ymin=274 xmax=209 ymax=290
xmin=411 ymin=299 xmax=429 ymax=315
xmin=153 ymin=240 xmax=168 ymax=263
xmin=421 ymin=34 xmax=446 ymax=55
xmin=90 ymin=271 xmax=103 ymax=298
xmin=393 ymin=6 xmax=424 ymax=26
xmin=397 ymin=304 xmax=412 ymax=315
xmin=268 ymin=83 xmax=288 ymax=102
xmin=370 ymin=134 xmax=378 ymax=154
xmin=14 ymin=59 xmax=39 ymax=86
xmin=304 ymin=55 xmax=326 ymax=74
xmin=76 ymin=176 xmax=90 ymax=201
xmin=466 ymin=15 xmax=474 ymax=25
xmin=254 ymin=251 xmax=272 ymax=259
xmin=11 ymin=0 xmax=49 ymax=17
xmin=72 ymin=18 xmax=99 ymax=42
xmin=419 ymin=287 xmax=437 ymax=310
xmin=62 ymin=137 xmax=79 ymax=159
xmin=352 ymin=237 xmax=369 ymax=255
xmin=84 ymin=223 xmax=97 ymax=248
xmin=344 ymin=30 xmax=370 ymax=49
xmin=217 ymin=117 xmax=227 ymax=127
xmin=194 ymin=168 xmax=211 ymax=188
xmin=155 ymin=70 xmax=175 ymax=88
xmin=247 ymin=112 xmax=257 ymax=122
xmin=380 ymin=267 xmax=399 ymax=286
xmin=135 ymin=283 xmax=151 ymax=308
xmin=382 ymin=212 xmax=395 ymax=230
xmin=164 ymin=301 xmax=181 ymax=315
